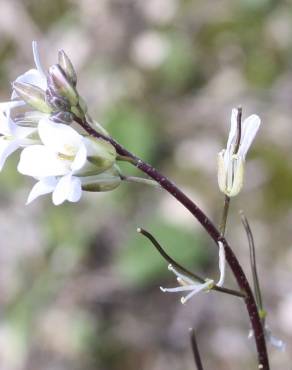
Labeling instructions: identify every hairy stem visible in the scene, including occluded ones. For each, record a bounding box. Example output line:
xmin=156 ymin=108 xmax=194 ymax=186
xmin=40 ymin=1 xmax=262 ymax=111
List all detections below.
xmin=75 ymin=116 xmax=270 ymax=370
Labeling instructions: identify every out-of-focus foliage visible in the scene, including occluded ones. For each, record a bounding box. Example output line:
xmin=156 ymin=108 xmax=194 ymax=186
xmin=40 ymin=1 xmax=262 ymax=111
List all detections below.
xmin=0 ymin=0 xmax=291 ymax=369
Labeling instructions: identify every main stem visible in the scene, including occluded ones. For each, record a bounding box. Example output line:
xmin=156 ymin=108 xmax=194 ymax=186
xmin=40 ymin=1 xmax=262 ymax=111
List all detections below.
xmin=75 ymin=116 xmax=269 ymax=370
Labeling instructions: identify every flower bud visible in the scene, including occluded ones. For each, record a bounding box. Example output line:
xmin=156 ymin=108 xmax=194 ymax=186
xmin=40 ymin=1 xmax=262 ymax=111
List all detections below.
xmin=78 ymin=96 xmax=88 ymax=115
xmin=58 ymin=49 xmax=77 ymax=86
xmin=46 ymin=88 xmax=70 ymax=111
xmin=48 ymin=64 xmax=79 ymax=106
xmin=81 ymin=166 xmax=121 ymax=192
xmin=217 ymin=150 xmax=244 ymax=197
xmin=50 ymin=111 xmax=73 ymax=124
xmin=13 ymin=82 xmax=52 ymax=113
xmin=83 ymin=136 xmax=117 ymax=172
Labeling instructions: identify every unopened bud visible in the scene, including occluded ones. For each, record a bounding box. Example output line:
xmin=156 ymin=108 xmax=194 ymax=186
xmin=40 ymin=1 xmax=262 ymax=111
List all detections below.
xmin=83 ymin=136 xmax=117 ymax=172
xmin=78 ymin=96 xmax=88 ymax=115
xmin=48 ymin=64 xmax=79 ymax=106
xmin=58 ymin=49 xmax=77 ymax=86
xmin=46 ymin=88 xmax=70 ymax=111
xmin=13 ymin=82 xmax=52 ymax=113
xmin=81 ymin=166 xmax=121 ymax=192
xmin=50 ymin=111 xmax=73 ymax=124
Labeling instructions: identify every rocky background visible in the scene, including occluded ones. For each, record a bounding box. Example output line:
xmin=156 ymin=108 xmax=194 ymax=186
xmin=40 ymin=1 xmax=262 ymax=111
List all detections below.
xmin=0 ymin=0 xmax=291 ymax=369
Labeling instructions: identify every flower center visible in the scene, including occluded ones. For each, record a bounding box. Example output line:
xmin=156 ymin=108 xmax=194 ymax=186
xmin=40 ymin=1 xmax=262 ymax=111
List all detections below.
xmin=57 ymin=152 xmax=75 ymax=161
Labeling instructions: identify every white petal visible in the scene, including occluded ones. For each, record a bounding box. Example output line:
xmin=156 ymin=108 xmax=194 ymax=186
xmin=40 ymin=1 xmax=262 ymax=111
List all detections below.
xmin=38 ymin=118 xmax=83 ymax=156
xmin=26 ymin=177 xmax=57 ymax=204
xmin=181 ymin=280 xmax=213 ymax=304
xmin=12 ymin=125 xmax=37 ymax=140
xmin=71 ymin=143 xmax=87 ymax=172
xmin=217 ymin=242 xmax=225 ymax=287
xmin=0 ymin=138 xmax=20 ymax=171
xmin=0 ymin=100 xmax=24 ymax=111
xmin=0 ymin=112 xmax=11 ymax=136
xmin=52 ymin=174 xmax=82 ymax=205
xmin=32 ymin=41 xmax=46 ymax=79
xmin=67 ymin=176 xmax=82 ymax=202
xmin=238 ymin=115 xmax=261 ymax=158
xmin=3 ymin=106 xmax=36 ymax=139
xmin=0 ymin=102 xmax=27 ymax=136
xmin=12 ymin=69 xmax=47 ymax=98
xmin=18 ymin=145 xmax=69 ymax=177
xmin=160 ymin=284 xmax=201 ymax=293
xmin=217 ymin=150 xmax=227 ymax=194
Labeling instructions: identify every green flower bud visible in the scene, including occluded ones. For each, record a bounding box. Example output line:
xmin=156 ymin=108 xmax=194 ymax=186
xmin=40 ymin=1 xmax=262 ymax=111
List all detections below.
xmin=81 ymin=166 xmax=121 ymax=192
xmin=13 ymin=82 xmax=52 ymax=113
xmin=58 ymin=49 xmax=77 ymax=86
xmin=78 ymin=96 xmax=88 ymax=115
xmin=48 ymin=64 xmax=79 ymax=106
xmin=83 ymin=136 xmax=117 ymax=172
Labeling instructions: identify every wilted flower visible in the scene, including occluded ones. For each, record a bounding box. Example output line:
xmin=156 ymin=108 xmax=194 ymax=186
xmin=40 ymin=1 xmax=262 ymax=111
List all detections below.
xmin=160 ymin=242 xmax=225 ymax=304
xmin=218 ymin=108 xmax=261 ymax=197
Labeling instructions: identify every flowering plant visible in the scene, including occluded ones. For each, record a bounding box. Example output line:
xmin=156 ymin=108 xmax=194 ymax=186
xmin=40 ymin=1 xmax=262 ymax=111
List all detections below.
xmin=0 ymin=41 xmax=285 ymax=370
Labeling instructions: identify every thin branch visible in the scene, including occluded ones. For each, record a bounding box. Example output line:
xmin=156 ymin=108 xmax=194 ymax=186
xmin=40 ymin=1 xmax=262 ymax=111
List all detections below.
xmin=240 ymin=211 xmax=264 ymax=317
xmin=137 ymin=227 xmax=245 ymax=298
xmin=189 ymin=328 xmax=204 ymax=370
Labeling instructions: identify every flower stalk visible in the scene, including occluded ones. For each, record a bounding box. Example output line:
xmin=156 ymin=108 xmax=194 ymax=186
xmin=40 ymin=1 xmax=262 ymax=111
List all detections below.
xmin=189 ymin=328 xmax=205 ymax=370
xmin=74 ymin=115 xmax=270 ymax=370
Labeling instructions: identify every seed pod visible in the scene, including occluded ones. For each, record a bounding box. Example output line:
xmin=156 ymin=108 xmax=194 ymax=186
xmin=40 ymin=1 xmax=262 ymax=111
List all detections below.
xmin=13 ymin=82 xmax=52 ymax=113
xmin=58 ymin=49 xmax=77 ymax=86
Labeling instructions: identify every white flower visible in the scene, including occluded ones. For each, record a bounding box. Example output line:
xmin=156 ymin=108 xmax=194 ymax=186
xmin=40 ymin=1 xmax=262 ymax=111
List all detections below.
xmin=12 ymin=41 xmax=47 ymax=101
xmin=17 ymin=118 xmax=116 ymax=205
xmin=160 ymin=241 xmax=225 ymax=304
xmin=218 ymin=108 xmax=261 ymax=197
xmin=0 ymin=101 xmax=38 ymax=171
xmin=160 ymin=265 xmax=214 ymax=304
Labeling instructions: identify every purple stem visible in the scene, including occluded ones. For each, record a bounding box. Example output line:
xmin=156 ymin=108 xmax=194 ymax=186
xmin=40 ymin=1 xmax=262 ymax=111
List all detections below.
xmin=75 ymin=116 xmax=269 ymax=370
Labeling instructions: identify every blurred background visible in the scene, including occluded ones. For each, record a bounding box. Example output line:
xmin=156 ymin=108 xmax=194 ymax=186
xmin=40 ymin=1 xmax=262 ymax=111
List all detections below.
xmin=0 ymin=0 xmax=291 ymax=369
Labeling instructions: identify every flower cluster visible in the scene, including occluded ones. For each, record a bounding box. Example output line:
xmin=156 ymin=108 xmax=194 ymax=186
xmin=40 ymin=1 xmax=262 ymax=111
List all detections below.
xmin=0 ymin=42 xmax=121 ymax=205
